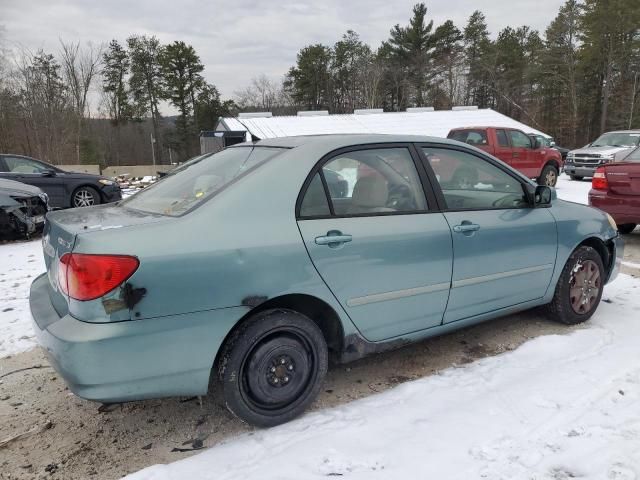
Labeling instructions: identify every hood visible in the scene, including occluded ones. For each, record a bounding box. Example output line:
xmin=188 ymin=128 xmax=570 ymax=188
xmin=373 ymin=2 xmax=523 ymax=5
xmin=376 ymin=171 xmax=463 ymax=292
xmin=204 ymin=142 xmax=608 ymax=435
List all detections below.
xmin=569 ymin=145 xmax=633 ymax=157
xmin=0 ymin=177 xmax=45 ymax=196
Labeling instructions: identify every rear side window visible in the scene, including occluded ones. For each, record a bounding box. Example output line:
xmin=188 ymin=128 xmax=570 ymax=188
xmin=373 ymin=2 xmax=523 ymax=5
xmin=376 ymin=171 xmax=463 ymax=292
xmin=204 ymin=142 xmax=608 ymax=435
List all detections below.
xmin=496 ymin=130 xmax=509 ymax=147
xmin=4 ymin=156 xmax=50 ymax=173
xmin=298 ymin=147 xmax=427 ymax=218
xmin=123 ymin=146 xmax=284 ymax=216
xmin=448 ymin=130 xmax=488 ymax=146
xmin=299 ymin=173 xmax=331 ymax=217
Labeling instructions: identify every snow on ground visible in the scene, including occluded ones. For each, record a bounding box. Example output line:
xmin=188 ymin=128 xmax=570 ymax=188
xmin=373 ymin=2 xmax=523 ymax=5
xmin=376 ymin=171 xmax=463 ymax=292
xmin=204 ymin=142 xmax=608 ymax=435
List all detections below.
xmin=0 ymin=239 xmax=45 ymax=357
xmin=555 ymin=173 xmax=591 ymax=205
xmin=128 ymin=274 xmax=640 ymax=480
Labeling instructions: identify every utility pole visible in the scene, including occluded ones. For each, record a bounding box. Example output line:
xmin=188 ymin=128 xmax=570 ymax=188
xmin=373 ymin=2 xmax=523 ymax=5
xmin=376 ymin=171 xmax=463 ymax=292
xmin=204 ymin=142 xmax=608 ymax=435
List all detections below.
xmin=630 ymin=72 xmax=639 ymax=130
xmin=150 ymin=133 xmax=156 ymax=167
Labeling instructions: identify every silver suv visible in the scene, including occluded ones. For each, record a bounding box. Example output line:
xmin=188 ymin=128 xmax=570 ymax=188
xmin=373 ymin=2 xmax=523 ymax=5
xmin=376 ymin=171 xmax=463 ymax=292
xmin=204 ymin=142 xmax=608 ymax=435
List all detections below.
xmin=565 ymin=130 xmax=640 ymax=179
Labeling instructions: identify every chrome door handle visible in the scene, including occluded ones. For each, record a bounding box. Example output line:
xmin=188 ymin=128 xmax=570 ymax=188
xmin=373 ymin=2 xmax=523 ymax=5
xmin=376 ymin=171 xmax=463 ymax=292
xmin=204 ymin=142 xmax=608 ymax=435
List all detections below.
xmin=453 ymin=223 xmax=480 ymax=233
xmin=315 ymin=231 xmax=352 ymax=247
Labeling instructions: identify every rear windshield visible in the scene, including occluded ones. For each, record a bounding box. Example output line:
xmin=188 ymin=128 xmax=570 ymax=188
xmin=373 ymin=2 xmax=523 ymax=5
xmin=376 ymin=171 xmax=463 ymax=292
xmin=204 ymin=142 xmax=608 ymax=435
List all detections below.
xmin=122 ymin=146 xmax=284 ymax=216
xmin=591 ymin=132 xmax=640 ymax=148
xmin=447 ymin=129 xmax=488 ymax=146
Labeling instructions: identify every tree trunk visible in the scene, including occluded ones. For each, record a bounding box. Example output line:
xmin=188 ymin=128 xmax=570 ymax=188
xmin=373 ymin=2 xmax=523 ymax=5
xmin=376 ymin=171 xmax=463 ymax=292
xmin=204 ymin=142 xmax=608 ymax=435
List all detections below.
xmin=600 ymin=39 xmax=613 ymax=134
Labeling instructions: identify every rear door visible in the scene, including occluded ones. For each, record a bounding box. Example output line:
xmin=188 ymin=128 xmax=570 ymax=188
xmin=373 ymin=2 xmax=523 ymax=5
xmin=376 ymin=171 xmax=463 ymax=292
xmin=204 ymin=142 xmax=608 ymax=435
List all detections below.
xmin=493 ymin=129 xmax=513 ymax=165
xmin=418 ymin=145 xmax=557 ymax=323
xmin=297 ymin=144 xmax=453 ymax=342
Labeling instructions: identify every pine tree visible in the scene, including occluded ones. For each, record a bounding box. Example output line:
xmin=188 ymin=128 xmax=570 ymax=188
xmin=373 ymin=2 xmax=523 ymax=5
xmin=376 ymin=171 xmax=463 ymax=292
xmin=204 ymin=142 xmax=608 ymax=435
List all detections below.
xmin=463 ymin=11 xmax=493 ymax=107
xmin=160 ymin=41 xmax=204 ymax=158
xmin=284 ymin=44 xmax=332 ymax=110
xmin=102 ymin=39 xmax=132 ymax=165
xmin=387 ymin=3 xmax=436 ymax=106
xmin=127 ymin=35 xmax=164 ymax=163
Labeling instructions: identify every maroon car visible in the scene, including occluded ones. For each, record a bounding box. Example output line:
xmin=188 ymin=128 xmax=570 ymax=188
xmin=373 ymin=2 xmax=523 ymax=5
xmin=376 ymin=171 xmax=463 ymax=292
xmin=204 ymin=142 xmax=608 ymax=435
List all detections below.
xmin=588 ymin=148 xmax=640 ymax=234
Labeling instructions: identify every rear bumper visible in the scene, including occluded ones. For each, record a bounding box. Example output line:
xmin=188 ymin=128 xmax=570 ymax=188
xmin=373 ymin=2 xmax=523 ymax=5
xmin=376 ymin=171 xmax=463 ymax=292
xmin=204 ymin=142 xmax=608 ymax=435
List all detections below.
xmin=588 ymin=190 xmax=640 ymax=225
xmin=30 ymin=273 xmax=245 ymax=403
xmin=564 ymin=164 xmax=598 ymax=177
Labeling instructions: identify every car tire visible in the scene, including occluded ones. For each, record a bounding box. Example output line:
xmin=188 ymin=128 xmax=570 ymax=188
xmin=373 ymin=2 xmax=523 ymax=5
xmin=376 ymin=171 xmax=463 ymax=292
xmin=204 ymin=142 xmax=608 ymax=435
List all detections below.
xmin=617 ymin=223 xmax=637 ymax=235
xmin=569 ymin=175 xmax=584 ymax=181
xmin=72 ymin=186 xmax=100 ymax=208
xmin=546 ymin=246 xmax=605 ymax=325
xmin=217 ymin=309 xmax=328 ymax=427
xmin=538 ymin=165 xmax=559 ymax=187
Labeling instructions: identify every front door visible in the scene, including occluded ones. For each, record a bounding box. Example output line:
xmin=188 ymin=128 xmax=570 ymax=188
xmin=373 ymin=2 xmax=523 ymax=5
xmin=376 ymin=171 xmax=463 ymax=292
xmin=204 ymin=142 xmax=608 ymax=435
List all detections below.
xmin=297 ymin=145 xmax=453 ymax=342
xmin=493 ymin=129 xmax=513 ymax=165
xmin=508 ymin=130 xmax=537 ymax=178
xmin=419 ymin=146 xmax=557 ymax=323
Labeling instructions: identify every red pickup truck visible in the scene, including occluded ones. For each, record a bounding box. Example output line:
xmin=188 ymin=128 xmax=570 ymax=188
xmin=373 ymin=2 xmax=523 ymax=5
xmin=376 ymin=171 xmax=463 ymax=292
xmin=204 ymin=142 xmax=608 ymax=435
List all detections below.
xmin=447 ymin=127 xmax=563 ymax=186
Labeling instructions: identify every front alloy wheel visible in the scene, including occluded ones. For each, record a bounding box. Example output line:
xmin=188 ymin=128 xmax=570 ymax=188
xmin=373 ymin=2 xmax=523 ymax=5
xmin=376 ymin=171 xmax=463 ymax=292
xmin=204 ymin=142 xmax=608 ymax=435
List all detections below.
xmin=72 ymin=187 xmax=99 ymax=207
xmin=546 ymin=245 xmax=605 ymax=325
xmin=569 ymin=259 xmax=601 ymax=314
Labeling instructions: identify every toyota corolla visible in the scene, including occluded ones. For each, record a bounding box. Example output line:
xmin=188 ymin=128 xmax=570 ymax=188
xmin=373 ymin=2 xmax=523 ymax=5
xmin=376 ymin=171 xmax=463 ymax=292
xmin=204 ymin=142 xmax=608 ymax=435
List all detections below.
xmin=30 ymin=134 xmax=622 ymax=427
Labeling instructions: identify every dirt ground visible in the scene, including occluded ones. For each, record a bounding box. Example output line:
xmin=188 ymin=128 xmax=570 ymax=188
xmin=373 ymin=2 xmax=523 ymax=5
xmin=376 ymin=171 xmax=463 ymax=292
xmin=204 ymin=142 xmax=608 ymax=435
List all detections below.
xmin=1 ymin=232 xmax=639 ymax=480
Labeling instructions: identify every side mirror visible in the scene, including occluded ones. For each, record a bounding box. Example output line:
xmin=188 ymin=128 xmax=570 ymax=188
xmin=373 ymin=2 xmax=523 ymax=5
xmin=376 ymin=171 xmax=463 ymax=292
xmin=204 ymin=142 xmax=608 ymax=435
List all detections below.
xmin=42 ymin=169 xmax=56 ymax=177
xmin=534 ymin=185 xmax=552 ymax=206
xmin=533 ymin=139 xmax=542 ymax=149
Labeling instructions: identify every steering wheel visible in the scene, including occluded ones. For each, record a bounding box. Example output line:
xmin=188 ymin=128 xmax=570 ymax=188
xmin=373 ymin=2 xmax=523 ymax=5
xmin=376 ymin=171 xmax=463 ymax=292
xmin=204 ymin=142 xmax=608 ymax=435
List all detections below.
xmin=387 ymin=184 xmax=415 ymax=210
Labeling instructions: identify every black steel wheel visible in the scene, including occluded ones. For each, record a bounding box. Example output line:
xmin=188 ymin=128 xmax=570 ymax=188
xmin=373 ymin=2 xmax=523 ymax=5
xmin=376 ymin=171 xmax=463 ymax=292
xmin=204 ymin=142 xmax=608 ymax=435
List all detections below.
xmin=546 ymin=245 xmax=605 ymax=325
xmin=218 ymin=309 xmax=328 ymax=427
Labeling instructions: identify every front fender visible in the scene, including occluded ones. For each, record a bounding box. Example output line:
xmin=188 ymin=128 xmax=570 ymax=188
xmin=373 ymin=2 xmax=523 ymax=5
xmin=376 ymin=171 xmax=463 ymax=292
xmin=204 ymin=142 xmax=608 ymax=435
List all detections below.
xmin=544 ymin=199 xmax=620 ymax=301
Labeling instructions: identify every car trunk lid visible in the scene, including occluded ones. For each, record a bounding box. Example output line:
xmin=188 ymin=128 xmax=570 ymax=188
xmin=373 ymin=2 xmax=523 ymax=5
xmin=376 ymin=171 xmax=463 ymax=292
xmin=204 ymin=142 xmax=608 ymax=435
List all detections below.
xmin=42 ymin=204 xmax=167 ymax=317
xmin=605 ymin=163 xmax=640 ymax=196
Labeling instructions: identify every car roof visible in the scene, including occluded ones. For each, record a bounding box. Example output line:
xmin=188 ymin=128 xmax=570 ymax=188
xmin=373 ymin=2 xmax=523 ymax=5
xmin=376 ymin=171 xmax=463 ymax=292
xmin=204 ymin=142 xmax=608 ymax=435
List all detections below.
xmin=449 ymin=126 xmax=520 ymax=131
xmin=600 ymin=130 xmax=640 ymax=134
xmin=231 ymin=134 xmax=452 ymax=150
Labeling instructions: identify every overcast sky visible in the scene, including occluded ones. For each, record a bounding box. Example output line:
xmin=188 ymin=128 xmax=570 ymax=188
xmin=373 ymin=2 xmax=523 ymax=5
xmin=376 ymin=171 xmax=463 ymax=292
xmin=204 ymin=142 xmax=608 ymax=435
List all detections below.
xmin=1 ymin=0 xmax=565 ymax=102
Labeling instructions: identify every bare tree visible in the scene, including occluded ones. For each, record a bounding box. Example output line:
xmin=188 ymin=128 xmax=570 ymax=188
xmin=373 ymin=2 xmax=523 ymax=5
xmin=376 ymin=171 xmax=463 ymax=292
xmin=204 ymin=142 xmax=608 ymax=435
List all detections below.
xmin=59 ymin=40 xmax=103 ymax=163
xmin=234 ymin=74 xmax=281 ymax=110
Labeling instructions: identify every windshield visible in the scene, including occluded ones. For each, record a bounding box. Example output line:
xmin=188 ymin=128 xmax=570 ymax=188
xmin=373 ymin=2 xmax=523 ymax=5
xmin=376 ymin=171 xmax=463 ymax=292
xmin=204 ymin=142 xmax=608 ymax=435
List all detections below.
xmin=122 ymin=146 xmax=285 ymax=216
xmin=591 ymin=132 xmax=640 ymax=148
xmin=626 ymin=147 xmax=640 ymax=162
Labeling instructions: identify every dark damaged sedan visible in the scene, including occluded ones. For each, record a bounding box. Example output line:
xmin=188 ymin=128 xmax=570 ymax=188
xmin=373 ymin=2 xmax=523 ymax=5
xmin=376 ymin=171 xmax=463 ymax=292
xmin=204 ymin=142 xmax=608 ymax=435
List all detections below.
xmin=0 ymin=178 xmax=49 ymax=239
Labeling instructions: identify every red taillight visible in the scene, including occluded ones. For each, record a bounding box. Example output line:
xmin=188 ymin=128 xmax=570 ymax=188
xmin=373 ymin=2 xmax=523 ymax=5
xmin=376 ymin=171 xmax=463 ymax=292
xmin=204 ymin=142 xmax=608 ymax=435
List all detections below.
xmin=58 ymin=253 xmax=139 ymax=301
xmin=592 ymin=167 xmax=609 ymax=191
